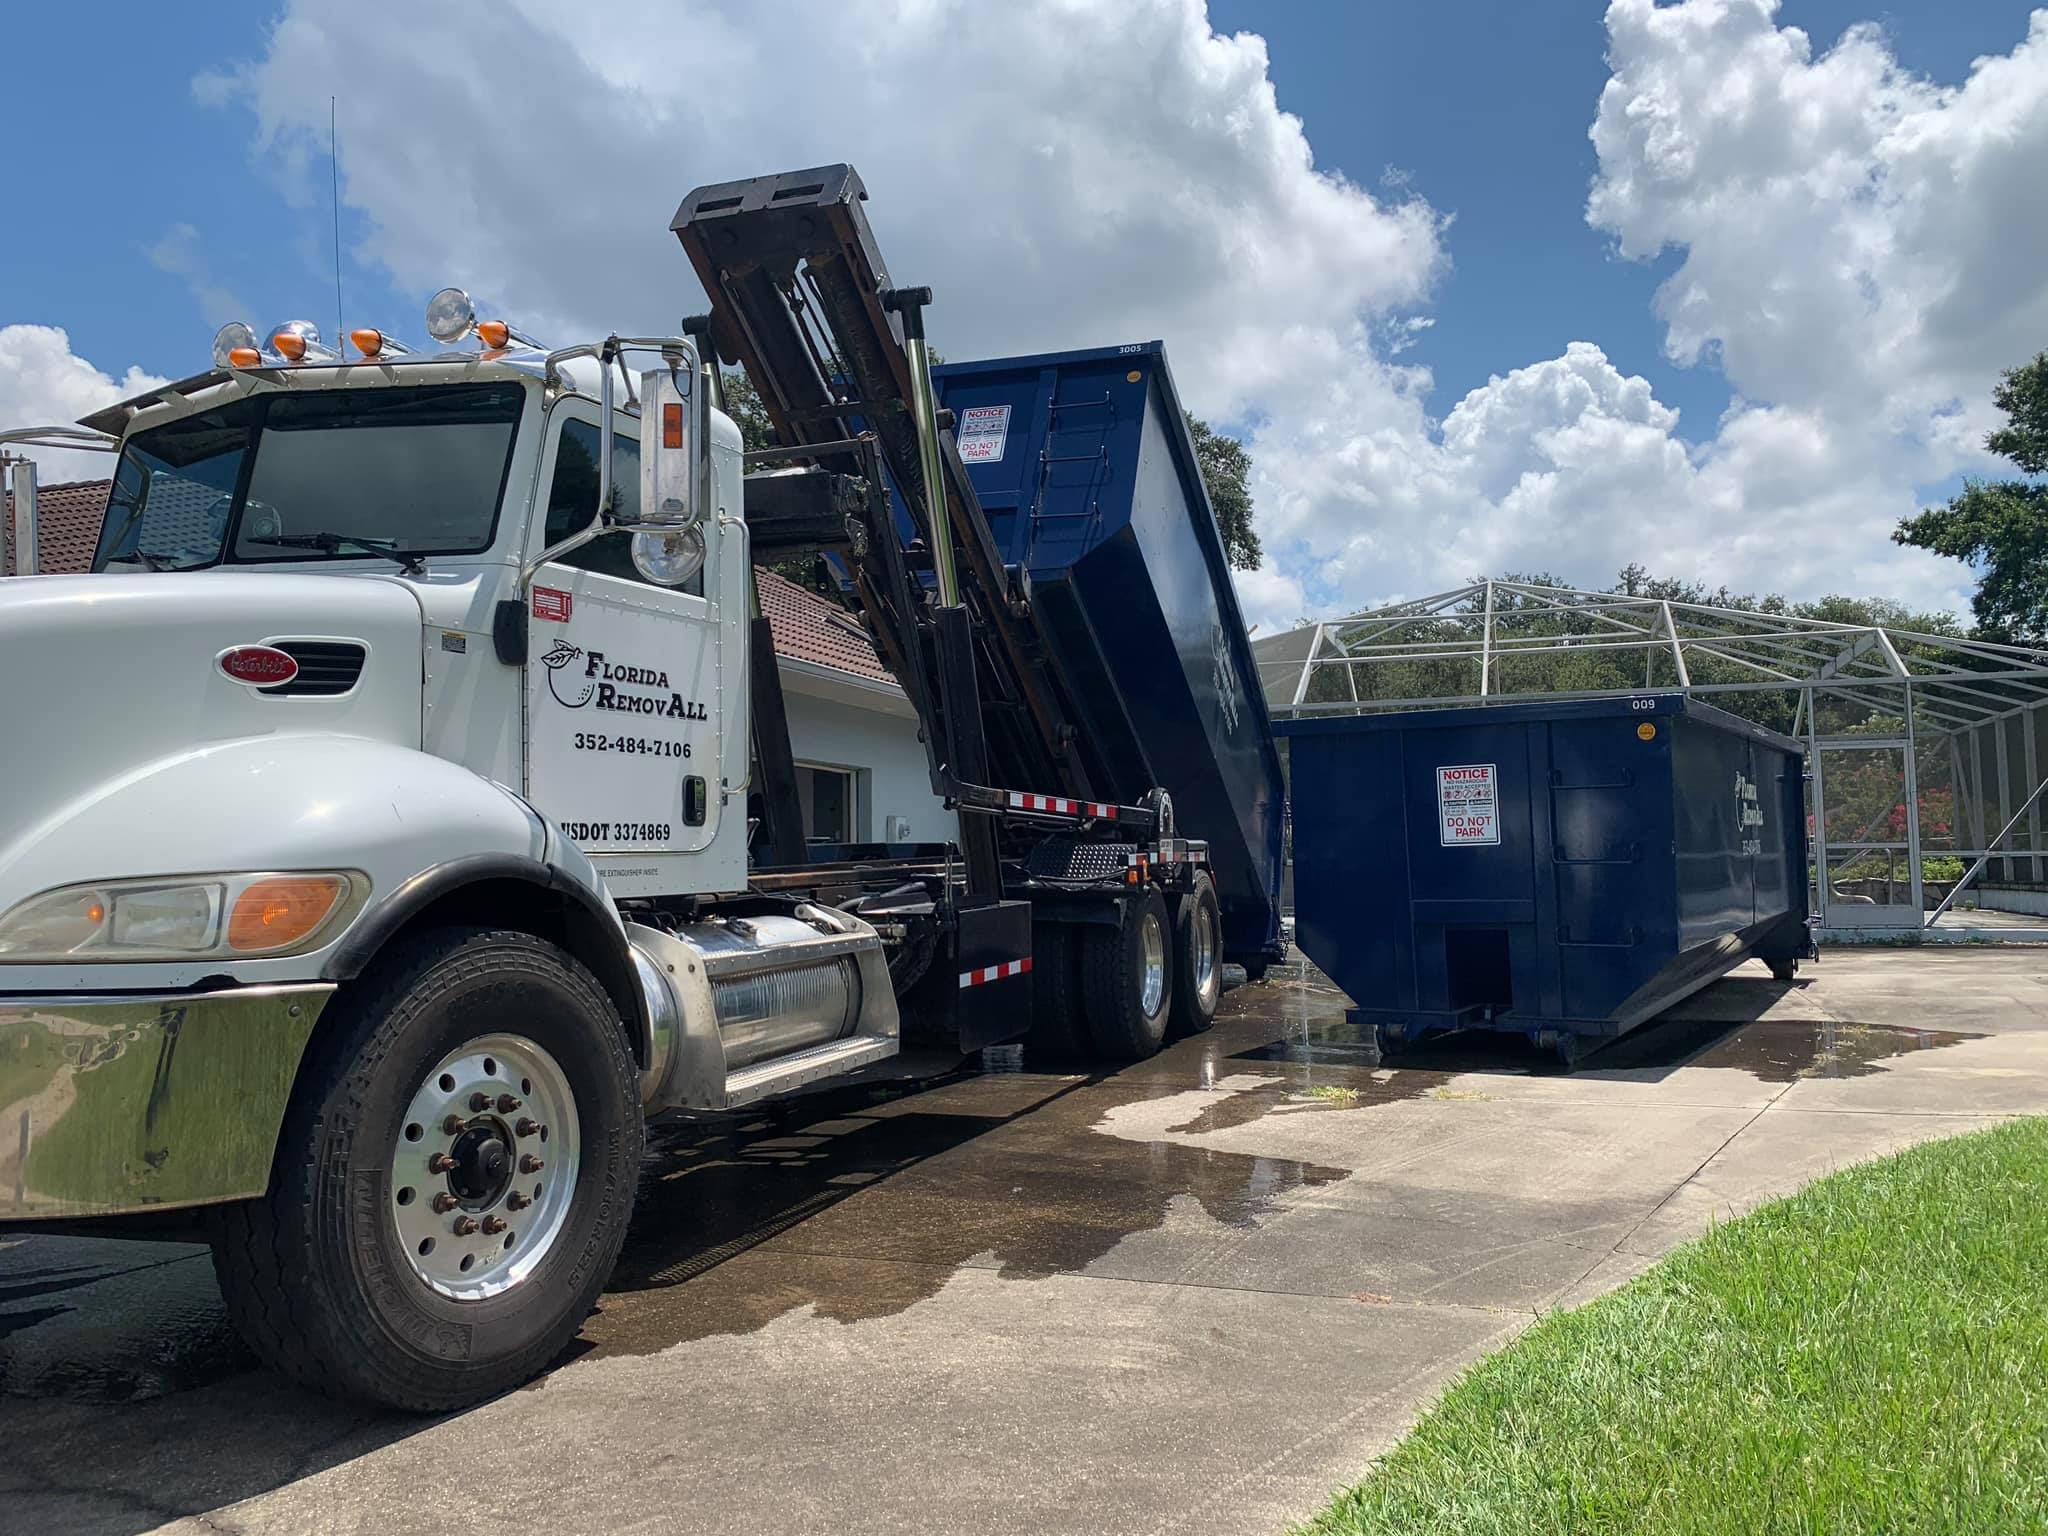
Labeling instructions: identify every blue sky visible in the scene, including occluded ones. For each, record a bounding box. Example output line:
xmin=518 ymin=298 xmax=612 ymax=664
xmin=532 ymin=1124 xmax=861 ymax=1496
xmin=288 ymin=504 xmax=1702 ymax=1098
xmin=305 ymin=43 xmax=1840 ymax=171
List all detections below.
xmin=4 ymin=1 xmax=2044 ymax=623
xmin=1 ymin=1 xmax=2023 ymax=437
xmin=1205 ymin=0 xmax=2036 ymax=447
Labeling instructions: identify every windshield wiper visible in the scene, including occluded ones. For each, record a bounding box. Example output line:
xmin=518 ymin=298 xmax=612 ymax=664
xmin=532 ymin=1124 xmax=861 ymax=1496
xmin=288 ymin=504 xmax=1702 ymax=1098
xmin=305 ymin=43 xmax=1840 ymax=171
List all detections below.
xmin=247 ymin=531 xmax=426 ymax=576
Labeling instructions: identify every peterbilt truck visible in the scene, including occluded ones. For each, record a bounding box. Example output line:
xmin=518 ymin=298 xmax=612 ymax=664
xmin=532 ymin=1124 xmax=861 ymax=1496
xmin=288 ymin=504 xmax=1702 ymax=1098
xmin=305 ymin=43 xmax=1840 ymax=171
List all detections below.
xmin=0 ymin=166 xmax=1287 ymax=1410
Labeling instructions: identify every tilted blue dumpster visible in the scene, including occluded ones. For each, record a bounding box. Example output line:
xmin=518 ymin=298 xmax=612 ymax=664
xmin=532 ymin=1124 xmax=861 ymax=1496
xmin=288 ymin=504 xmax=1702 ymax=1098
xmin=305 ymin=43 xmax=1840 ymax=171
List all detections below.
xmin=932 ymin=342 xmax=1286 ymax=969
xmin=1278 ymin=694 xmax=1810 ymax=1063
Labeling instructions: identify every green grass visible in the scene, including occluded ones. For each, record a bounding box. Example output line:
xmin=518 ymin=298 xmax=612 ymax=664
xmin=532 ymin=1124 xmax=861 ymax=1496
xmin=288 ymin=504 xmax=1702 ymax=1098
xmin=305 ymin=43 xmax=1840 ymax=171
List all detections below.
xmin=1298 ymin=1118 xmax=2048 ymax=1536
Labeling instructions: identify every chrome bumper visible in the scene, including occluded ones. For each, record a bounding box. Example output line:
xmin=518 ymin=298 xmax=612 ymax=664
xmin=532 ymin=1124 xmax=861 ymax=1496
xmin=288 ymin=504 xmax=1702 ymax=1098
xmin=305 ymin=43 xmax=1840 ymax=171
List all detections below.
xmin=0 ymin=983 xmax=332 ymax=1221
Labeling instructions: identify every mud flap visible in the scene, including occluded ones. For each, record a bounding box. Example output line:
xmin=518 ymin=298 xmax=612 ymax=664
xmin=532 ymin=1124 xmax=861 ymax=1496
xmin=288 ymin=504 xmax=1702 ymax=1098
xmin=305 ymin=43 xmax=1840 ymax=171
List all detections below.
xmin=901 ymin=898 xmax=1033 ymax=1052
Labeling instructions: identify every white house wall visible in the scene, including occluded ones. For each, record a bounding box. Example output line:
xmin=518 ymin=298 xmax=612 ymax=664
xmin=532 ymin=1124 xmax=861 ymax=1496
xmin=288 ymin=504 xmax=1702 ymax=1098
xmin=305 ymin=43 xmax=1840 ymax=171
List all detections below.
xmin=777 ymin=661 xmax=958 ymax=844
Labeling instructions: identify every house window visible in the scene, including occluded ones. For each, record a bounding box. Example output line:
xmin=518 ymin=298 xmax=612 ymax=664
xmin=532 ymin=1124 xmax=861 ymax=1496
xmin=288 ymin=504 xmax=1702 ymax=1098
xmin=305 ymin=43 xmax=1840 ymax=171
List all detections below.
xmin=795 ymin=763 xmax=860 ymax=845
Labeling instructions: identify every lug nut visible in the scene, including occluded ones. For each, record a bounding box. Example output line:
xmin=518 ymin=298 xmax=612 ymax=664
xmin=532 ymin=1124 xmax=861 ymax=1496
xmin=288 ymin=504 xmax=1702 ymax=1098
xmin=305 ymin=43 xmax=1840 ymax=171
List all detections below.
xmin=443 ymin=1114 xmax=467 ymax=1135
xmin=481 ymin=1216 xmax=508 ymax=1236
xmin=451 ymin=1216 xmax=480 ymax=1237
xmin=515 ymin=1118 xmax=542 ymax=1138
xmin=497 ymin=1094 xmax=522 ymax=1113
xmin=432 ymin=1192 xmax=461 ymax=1214
xmin=506 ymin=1192 xmax=531 ymax=1211
xmin=428 ymin=1152 xmax=457 ymax=1174
xmin=520 ymin=1154 xmax=544 ymax=1174
xmin=469 ymin=1092 xmax=492 ymax=1112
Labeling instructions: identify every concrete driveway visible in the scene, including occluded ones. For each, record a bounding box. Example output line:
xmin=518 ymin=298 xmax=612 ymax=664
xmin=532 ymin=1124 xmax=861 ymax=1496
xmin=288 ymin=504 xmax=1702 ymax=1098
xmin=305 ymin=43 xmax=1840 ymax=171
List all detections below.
xmin=5 ymin=946 xmax=2046 ymax=1536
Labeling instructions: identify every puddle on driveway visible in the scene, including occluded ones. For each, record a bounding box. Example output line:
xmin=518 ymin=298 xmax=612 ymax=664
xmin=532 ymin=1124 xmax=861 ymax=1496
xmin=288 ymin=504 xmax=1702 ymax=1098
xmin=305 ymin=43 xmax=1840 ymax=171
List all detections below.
xmin=0 ymin=1240 xmax=248 ymax=1401
xmin=578 ymin=1051 xmax=1347 ymax=1359
xmin=1592 ymin=1015 xmax=1982 ymax=1081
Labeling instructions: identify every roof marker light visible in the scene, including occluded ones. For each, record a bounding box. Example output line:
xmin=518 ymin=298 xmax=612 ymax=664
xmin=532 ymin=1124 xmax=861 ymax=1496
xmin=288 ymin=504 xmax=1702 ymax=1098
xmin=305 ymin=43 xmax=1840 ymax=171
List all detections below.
xmin=349 ymin=327 xmax=413 ymax=360
xmin=268 ymin=320 xmax=335 ymax=365
xmin=213 ymin=321 xmax=263 ymax=371
xmin=425 ymin=287 xmax=477 ymax=344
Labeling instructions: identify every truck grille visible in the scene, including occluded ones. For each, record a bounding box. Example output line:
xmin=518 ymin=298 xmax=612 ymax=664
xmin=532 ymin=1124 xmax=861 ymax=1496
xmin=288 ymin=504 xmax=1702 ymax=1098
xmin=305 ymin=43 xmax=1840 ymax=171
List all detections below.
xmin=261 ymin=640 xmax=367 ymax=697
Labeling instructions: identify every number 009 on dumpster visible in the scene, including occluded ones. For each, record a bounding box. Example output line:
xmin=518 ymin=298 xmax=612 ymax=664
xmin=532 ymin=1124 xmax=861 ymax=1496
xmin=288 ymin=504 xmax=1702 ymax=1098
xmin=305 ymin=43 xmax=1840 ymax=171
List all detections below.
xmin=1437 ymin=762 xmax=1500 ymax=847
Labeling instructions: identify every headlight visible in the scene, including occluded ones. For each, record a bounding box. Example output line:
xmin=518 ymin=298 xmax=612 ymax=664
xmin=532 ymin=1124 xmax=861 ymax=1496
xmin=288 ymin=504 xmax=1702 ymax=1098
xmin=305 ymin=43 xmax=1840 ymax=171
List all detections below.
xmin=630 ymin=524 xmax=706 ymax=587
xmin=0 ymin=872 xmax=366 ymax=963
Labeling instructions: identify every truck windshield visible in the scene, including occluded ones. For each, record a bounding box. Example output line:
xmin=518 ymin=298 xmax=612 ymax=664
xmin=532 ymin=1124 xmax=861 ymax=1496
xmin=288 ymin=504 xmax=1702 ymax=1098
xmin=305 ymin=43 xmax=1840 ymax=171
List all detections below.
xmin=93 ymin=382 xmax=526 ymax=573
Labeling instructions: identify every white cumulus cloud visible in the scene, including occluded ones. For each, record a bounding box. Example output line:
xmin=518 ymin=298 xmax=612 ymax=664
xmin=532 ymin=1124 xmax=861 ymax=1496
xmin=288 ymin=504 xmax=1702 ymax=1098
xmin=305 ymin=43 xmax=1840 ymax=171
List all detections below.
xmin=0 ymin=326 xmax=165 ymax=485
xmin=191 ymin=0 xmax=2048 ymax=633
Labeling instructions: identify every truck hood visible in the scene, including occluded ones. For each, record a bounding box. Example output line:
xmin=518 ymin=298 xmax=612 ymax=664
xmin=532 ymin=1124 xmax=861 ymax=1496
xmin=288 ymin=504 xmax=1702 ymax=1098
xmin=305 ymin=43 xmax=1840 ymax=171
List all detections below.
xmin=0 ymin=572 xmax=426 ymax=876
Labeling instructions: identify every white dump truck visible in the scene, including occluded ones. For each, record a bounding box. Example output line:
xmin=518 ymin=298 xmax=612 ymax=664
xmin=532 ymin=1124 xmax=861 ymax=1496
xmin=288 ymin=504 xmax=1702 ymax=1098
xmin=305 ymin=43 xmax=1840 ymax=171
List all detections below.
xmin=0 ymin=166 xmax=1281 ymax=1410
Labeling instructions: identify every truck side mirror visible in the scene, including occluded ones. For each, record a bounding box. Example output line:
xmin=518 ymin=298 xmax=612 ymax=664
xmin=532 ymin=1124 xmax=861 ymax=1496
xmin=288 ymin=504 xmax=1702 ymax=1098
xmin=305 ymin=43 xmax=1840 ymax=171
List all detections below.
xmin=633 ymin=360 xmax=701 ymax=531
xmin=625 ymin=354 xmax=708 ymax=587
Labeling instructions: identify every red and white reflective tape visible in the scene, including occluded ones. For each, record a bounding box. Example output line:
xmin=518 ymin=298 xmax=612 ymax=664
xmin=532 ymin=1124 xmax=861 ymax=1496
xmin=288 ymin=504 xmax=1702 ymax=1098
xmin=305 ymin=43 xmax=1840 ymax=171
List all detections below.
xmin=958 ymin=956 xmax=1034 ymax=989
xmin=1006 ymin=791 xmax=1117 ymax=819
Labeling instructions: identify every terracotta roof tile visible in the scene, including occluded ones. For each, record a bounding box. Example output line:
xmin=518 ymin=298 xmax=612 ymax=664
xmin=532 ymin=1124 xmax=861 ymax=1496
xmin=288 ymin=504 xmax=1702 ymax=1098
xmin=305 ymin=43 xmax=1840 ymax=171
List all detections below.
xmin=2 ymin=480 xmax=902 ymax=690
xmin=3 ymin=478 xmax=111 ymax=576
xmin=754 ymin=567 xmax=898 ymax=687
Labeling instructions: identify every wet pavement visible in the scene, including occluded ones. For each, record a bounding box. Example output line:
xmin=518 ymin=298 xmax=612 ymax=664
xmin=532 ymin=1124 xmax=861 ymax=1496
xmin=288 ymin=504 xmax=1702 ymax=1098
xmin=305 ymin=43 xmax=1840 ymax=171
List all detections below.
xmin=3 ymin=945 xmax=2047 ymax=1535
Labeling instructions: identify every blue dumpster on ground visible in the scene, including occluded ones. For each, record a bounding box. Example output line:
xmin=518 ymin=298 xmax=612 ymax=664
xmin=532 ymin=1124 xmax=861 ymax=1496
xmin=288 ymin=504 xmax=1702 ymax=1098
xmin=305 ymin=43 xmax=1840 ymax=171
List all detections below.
xmin=1278 ymin=694 xmax=1811 ymax=1064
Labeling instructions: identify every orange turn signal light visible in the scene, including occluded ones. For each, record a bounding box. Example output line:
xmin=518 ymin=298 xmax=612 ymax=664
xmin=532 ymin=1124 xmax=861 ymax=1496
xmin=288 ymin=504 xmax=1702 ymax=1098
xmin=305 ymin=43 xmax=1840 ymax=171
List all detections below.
xmin=351 ymin=327 xmax=387 ymax=358
xmin=662 ymin=402 xmax=684 ymax=449
xmin=271 ymin=330 xmax=308 ymax=362
xmin=226 ymin=347 xmax=263 ymax=369
xmin=228 ymin=875 xmax=347 ymax=953
xmin=476 ymin=320 xmax=510 ymax=350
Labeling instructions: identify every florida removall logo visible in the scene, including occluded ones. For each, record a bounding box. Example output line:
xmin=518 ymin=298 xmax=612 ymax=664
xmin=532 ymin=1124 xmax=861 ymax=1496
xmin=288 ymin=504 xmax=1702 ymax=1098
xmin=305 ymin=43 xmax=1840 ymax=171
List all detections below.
xmin=542 ymin=642 xmax=706 ymax=719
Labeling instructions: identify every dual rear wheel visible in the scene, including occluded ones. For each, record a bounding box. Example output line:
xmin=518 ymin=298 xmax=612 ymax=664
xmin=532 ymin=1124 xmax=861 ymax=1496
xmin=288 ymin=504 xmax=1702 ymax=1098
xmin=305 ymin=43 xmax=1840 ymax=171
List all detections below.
xmin=1031 ymin=873 xmax=1222 ymax=1062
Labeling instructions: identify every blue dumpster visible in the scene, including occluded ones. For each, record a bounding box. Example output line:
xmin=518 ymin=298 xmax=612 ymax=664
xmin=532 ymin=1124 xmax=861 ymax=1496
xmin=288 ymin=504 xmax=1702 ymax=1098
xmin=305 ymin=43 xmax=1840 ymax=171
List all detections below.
xmin=932 ymin=343 xmax=1287 ymax=969
xmin=1278 ymin=694 xmax=1810 ymax=1063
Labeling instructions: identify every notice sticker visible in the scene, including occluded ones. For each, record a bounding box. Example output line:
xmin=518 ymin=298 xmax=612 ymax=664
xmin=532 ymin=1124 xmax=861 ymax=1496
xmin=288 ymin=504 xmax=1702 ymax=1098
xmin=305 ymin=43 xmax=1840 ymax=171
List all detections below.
xmin=1437 ymin=762 xmax=1500 ymax=847
xmin=532 ymin=587 xmax=573 ymax=623
xmin=956 ymin=403 xmax=1012 ymax=463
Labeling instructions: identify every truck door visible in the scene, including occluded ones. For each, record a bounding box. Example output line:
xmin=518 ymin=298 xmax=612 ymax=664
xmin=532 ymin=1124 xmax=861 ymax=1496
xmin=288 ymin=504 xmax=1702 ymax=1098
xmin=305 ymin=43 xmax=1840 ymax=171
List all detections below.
xmin=522 ymin=413 xmax=727 ymax=880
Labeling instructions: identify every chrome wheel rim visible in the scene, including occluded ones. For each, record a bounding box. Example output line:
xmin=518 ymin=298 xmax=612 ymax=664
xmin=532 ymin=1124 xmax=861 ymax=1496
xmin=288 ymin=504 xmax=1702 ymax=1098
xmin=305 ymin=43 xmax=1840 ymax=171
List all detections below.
xmin=390 ymin=1034 xmax=581 ymax=1301
xmin=1193 ymin=899 xmax=1220 ymax=1009
xmin=1139 ymin=910 xmax=1167 ymax=1017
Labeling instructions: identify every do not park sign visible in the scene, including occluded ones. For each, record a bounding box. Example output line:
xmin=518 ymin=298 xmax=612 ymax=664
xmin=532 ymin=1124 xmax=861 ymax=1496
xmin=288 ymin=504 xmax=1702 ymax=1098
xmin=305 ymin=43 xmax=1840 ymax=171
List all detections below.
xmin=1437 ymin=762 xmax=1500 ymax=847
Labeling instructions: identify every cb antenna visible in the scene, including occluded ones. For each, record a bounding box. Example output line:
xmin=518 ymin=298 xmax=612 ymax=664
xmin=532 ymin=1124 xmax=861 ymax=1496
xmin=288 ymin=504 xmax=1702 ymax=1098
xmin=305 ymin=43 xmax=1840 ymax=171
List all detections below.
xmin=330 ymin=96 xmax=344 ymax=349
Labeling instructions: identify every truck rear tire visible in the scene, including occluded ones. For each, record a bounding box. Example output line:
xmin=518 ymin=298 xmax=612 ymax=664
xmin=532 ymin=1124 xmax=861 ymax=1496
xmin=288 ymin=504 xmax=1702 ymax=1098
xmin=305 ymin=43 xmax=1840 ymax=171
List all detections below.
xmin=1168 ymin=873 xmax=1222 ymax=1038
xmin=1080 ymin=888 xmax=1173 ymax=1061
xmin=1026 ymin=921 xmax=1087 ymax=1058
xmin=208 ymin=926 xmax=643 ymax=1413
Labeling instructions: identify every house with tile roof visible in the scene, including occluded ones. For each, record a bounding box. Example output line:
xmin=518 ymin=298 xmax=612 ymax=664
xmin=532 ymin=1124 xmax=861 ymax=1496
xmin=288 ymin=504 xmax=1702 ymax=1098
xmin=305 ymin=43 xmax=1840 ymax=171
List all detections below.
xmin=4 ymin=480 xmax=954 ymax=849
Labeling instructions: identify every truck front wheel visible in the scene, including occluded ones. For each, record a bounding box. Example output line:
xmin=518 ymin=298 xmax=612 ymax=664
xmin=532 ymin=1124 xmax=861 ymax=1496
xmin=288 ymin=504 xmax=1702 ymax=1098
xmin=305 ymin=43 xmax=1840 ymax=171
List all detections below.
xmin=208 ymin=926 xmax=643 ymax=1412
xmin=1080 ymin=888 xmax=1174 ymax=1061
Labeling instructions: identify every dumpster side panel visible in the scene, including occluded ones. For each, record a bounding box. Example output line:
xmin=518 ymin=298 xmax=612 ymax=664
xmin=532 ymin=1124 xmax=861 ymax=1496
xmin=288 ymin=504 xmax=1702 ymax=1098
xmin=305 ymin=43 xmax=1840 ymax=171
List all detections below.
xmin=1289 ymin=727 xmax=1412 ymax=1007
xmin=934 ymin=345 xmax=1286 ymax=960
xmin=1547 ymin=713 xmax=1677 ymax=1023
xmin=1672 ymin=713 xmax=1751 ymax=948
xmin=1398 ymin=721 xmax=1545 ymax=1024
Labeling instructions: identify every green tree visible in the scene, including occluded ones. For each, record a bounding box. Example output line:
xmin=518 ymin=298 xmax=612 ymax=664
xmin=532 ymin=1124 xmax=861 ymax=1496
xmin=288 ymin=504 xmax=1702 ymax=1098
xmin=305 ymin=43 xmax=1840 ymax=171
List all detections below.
xmin=1894 ymin=352 xmax=2048 ymax=642
xmin=1186 ymin=413 xmax=1262 ymax=571
xmin=720 ymin=368 xmax=774 ymax=454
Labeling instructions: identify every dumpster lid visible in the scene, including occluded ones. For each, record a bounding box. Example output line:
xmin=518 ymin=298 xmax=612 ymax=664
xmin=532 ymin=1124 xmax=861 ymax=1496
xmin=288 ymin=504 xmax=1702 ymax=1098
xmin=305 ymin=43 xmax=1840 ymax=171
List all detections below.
xmin=1274 ymin=692 xmax=1805 ymax=756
